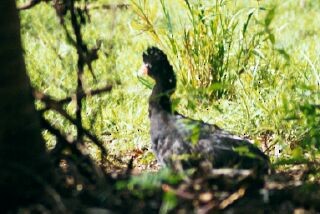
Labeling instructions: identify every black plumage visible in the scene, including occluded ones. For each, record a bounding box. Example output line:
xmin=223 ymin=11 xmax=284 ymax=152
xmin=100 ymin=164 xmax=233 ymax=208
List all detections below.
xmin=141 ymin=47 xmax=270 ymax=173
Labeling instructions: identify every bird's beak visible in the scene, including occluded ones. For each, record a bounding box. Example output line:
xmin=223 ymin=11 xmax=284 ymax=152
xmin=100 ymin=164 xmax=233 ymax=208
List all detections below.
xmin=138 ymin=63 xmax=149 ymax=76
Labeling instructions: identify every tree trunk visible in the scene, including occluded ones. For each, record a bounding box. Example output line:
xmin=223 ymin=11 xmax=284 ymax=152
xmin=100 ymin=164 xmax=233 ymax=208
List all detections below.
xmin=0 ymin=1 xmax=52 ymax=211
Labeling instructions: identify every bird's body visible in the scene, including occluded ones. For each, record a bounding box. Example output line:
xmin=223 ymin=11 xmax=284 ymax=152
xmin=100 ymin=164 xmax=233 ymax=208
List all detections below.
xmin=141 ymin=47 xmax=270 ymax=173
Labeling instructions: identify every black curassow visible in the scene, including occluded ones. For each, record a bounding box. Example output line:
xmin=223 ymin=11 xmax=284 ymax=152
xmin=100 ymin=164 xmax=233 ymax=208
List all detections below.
xmin=140 ymin=46 xmax=270 ymax=174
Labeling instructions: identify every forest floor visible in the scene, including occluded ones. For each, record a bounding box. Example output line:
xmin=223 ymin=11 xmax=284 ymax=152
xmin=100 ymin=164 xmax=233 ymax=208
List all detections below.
xmin=104 ymin=162 xmax=320 ymax=214
xmin=15 ymin=157 xmax=320 ymax=214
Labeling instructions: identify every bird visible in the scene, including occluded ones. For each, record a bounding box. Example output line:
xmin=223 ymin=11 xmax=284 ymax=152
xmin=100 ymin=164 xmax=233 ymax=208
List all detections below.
xmin=140 ymin=46 xmax=270 ymax=174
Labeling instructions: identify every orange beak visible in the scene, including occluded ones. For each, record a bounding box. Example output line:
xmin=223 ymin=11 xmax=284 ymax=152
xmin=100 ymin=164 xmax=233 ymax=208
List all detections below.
xmin=138 ymin=63 xmax=149 ymax=76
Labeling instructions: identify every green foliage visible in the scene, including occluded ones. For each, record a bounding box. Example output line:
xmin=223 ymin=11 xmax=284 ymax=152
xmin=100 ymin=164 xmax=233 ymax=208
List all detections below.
xmin=160 ymin=191 xmax=177 ymax=214
xmin=284 ymin=85 xmax=320 ymax=154
xmin=233 ymin=146 xmax=257 ymax=159
xmin=180 ymin=118 xmax=201 ymax=145
xmin=116 ymin=168 xmax=181 ymax=194
xmin=116 ymin=168 xmax=181 ymax=212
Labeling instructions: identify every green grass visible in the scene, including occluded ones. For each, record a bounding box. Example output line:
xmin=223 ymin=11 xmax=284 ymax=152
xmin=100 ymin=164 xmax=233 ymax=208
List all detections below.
xmin=18 ymin=0 xmax=320 ymax=168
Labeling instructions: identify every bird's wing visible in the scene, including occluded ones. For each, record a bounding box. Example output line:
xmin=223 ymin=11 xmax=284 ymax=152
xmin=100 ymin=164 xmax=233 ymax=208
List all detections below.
xmin=171 ymin=114 xmax=267 ymax=159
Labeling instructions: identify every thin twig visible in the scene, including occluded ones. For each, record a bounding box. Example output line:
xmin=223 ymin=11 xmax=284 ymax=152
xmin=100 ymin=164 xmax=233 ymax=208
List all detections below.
xmin=218 ymin=188 xmax=246 ymax=209
xmin=41 ymin=116 xmax=106 ymax=184
xmin=36 ymin=95 xmax=107 ymax=156
xmin=40 ymin=115 xmax=74 ymax=156
xmin=87 ymin=3 xmax=130 ymax=10
xmin=162 ymin=184 xmax=194 ymax=200
xmin=33 ymin=85 xmax=112 ymax=106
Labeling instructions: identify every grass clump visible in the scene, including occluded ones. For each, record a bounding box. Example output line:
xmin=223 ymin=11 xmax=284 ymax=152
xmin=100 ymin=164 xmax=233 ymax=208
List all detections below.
xmin=131 ymin=0 xmax=285 ymax=98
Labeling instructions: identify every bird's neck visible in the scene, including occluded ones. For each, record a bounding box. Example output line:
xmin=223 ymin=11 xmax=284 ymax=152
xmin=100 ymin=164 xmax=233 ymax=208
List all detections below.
xmin=149 ymin=80 xmax=175 ymax=114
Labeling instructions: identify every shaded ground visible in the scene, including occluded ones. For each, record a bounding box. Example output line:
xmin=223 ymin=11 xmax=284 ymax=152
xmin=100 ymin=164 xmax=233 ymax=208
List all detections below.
xmin=11 ymin=154 xmax=320 ymax=214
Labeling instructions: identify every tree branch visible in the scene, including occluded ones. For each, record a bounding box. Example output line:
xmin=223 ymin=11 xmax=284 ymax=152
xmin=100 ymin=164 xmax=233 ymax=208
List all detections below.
xmin=33 ymin=85 xmax=112 ymax=108
xmin=35 ymin=91 xmax=108 ymax=156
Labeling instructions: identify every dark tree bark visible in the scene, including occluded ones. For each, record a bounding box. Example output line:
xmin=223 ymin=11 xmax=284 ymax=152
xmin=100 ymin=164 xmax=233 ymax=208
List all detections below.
xmin=0 ymin=0 xmax=52 ymax=211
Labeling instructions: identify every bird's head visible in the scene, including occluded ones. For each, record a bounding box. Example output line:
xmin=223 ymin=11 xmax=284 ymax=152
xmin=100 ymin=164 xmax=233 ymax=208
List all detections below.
xmin=140 ymin=47 xmax=175 ymax=83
